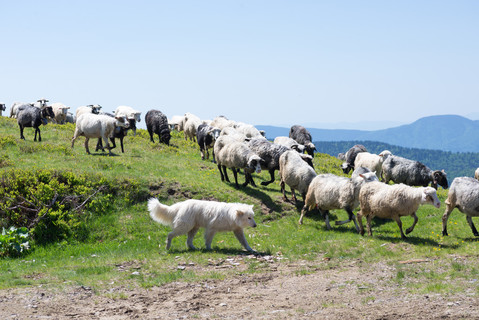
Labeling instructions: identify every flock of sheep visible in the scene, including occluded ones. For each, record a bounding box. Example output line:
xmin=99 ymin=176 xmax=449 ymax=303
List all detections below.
xmin=3 ymin=98 xmax=479 ymax=241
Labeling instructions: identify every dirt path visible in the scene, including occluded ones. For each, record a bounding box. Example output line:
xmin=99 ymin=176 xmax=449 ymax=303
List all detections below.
xmin=1 ymin=257 xmax=478 ymax=319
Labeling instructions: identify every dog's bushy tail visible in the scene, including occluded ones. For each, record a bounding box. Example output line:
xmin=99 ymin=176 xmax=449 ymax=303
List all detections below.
xmin=148 ymin=198 xmax=175 ymax=227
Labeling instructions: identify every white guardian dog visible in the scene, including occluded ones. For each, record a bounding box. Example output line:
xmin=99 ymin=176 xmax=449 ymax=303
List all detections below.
xmin=148 ymin=198 xmax=257 ymax=251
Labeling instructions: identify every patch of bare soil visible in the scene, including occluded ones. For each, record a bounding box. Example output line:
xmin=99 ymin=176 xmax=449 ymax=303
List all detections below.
xmin=1 ymin=257 xmax=478 ymax=319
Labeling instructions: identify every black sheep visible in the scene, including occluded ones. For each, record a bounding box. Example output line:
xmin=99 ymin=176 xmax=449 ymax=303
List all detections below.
xmin=17 ymin=105 xmax=54 ymax=141
xmin=95 ymin=112 xmax=134 ymax=153
xmin=145 ymin=109 xmax=171 ymax=145
xmin=289 ymin=125 xmax=316 ymax=157
xmin=196 ymin=123 xmax=221 ymax=162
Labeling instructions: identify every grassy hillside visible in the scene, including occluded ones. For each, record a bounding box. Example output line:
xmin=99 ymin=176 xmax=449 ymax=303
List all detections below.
xmin=1 ymin=116 xmax=478 ymax=296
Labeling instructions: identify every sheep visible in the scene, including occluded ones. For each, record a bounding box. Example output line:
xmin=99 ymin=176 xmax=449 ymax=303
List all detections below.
xmin=16 ymin=105 xmax=55 ymax=141
xmin=273 ymin=136 xmax=306 ymax=153
xmin=183 ymin=112 xmax=203 ymax=142
xmin=0 ymin=103 xmax=5 ymax=116
xmin=442 ymin=177 xmax=479 ymax=237
xmin=115 ymin=106 xmax=141 ymax=135
xmin=357 ymin=182 xmax=441 ymax=239
xmin=279 ymin=150 xmax=317 ymax=203
xmin=146 ymin=109 xmax=171 ymax=145
xmin=289 ymin=125 xmax=316 ymax=157
xmin=354 ymin=150 xmax=392 ymax=181
xmin=71 ymin=113 xmax=129 ymax=156
xmin=65 ymin=112 xmax=75 ymax=124
xmin=10 ymin=98 xmax=50 ymax=118
xmin=351 ymin=166 xmax=374 ymax=179
xmin=235 ymin=123 xmax=266 ymax=139
xmin=382 ymin=155 xmax=448 ymax=189
xmin=51 ymin=102 xmax=71 ymax=124
xmin=95 ymin=112 xmax=134 ymax=153
xmin=196 ymin=123 xmax=221 ymax=162
xmin=215 ymin=140 xmax=263 ymax=188
xmin=248 ymin=138 xmax=313 ymax=187
xmin=75 ymin=104 xmax=102 ymax=120
xmin=341 ymin=144 xmax=367 ymax=174
xmin=210 ymin=115 xmax=236 ymax=130
xmin=168 ymin=115 xmax=185 ymax=131
xmin=299 ymin=171 xmax=379 ymax=231
xmin=219 ymin=127 xmax=248 ymax=143
xmin=475 ymin=168 xmax=479 ymax=181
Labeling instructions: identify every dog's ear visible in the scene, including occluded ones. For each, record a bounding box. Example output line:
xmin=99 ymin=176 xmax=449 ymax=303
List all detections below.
xmin=236 ymin=210 xmax=244 ymax=217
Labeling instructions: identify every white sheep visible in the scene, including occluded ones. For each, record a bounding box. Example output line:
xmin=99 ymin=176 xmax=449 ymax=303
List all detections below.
xmin=358 ymin=182 xmax=441 ymax=239
xmin=168 ymin=115 xmax=185 ymax=131
xmin=273 ymin=136 xmax=306 ymax=153
xmin=183 ymin=112 xmax=203 ymax=142
xmin=299 ymin=172 xmax=379 ymax=230
xmin=279 ymin=150 xmax=317 ymax=203
xmin=235 ymin=123 xmax=266 ymax=139
xmin=71 ymin=113 xmax=129 ymax=155
xmin=215 ymin=140 xmax=263 ymax=188
xmin=442 ymin=177 xmax=479 ymax=237
xmin=75 ymin=104 xmax=102 ymax=120
xmin=115 ymin=105 xmax=141 ymax=122
xmin=51 ymin=102 xmax=71 ymax=124
xmin=354 ymin=150 xmax=392 ymax=181
xmin=10 ymin=98 xmax=49 ymax=118
xmin=219 ymin=127 xmax=248 ymax=143
xmin=210 ymin=115 xmax=237 ymax=130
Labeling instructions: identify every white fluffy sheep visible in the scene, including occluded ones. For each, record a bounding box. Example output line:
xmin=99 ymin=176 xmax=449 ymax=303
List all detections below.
xmin=168 ymin=115 xmax=185 ymax=131
xmin=51 ymin=102 xmax=71 ymax=124
xmin=273 ymin=136 xmax=306 ymax=153
xmin=358 ymin=182 xmax=441 ymax=239
xmin=183 ymin=112 xmax=203 ymax=142
xmin=299 ymin=172 xmax=379 ymax=230
xmin=210 ymin=115 xmax=237 ymax=130
xmin=279 ymin=150 xmax=317 ymax=203
xmin=235 ymin=123 xmax=266 ymax=139
xmin=354 ymin=150 xmax=392 ymax=181
xmin=71 ymin=113 xmax=129 ymax=155
xmin=442 ymin=177 xmax=479 ymax=237
xmin=215 ymin=140 xmax=263 ymax=188
xmin=75 ymin=104 xmax=102 ymax=120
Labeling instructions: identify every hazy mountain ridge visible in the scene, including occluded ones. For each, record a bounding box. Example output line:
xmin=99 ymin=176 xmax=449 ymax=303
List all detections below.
xmin=257 ymin=115 xmax=479 ymax=153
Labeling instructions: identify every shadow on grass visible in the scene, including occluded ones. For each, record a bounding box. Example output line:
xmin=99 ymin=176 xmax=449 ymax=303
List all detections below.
xmin=373 ymin=234 xmax=440 ymax=246
xmin=166 ymin=247 xmax=271 ymax=256
xmin=90 ymin=152 xmax=120 ymax=157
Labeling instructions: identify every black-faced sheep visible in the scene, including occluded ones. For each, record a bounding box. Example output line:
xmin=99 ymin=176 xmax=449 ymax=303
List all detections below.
xmin=273 ymin=136 xmax=306 ymax=153
xmin=215 ymin=140 xmax=263 ymax=188
xmin=289 ymin=125 xmax=316 ymax=157
xmin=196 ymin=123 xmax=221 ymax=162
xmin=358 ymin=182 xmax=441 ymax=239
xmin=299 ymin=172 xmax=379 ymax=231
xmin=279 ymin=150 xmax=317 ymax=203
xmin=72 ymin=113 xmax=129 ymax=155
xmin=341 ymin=144 xmax=367 ymax=174
xmin=146 ymin=109 xmax=171 ymax=145
xmin=0 ymin=103 xmax=6 ymax=116
xmin=382 ymin=155 xmax=448 ymax=189
xmin=17 ymin=105 xmax=55 ymax=141
xmin=442 ymin=177 xmax=479 ymax=237
xmin=115 ymin=106 xmax=141 ymax=135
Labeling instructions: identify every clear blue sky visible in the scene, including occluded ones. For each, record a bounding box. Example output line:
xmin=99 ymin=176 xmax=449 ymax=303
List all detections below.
xmin=1 ymin=1 xmax=478 ymax=130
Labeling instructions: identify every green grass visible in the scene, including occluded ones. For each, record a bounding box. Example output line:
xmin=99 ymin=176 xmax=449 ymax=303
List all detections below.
xmin=1 ymin=116 xmax=479 ymax=296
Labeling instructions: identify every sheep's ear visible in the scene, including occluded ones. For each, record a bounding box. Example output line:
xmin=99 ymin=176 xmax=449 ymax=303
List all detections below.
xmin=236 ymin=210 xmax=244 ymax=217
xmin=359 ymin=174 xmax=365 ymax=179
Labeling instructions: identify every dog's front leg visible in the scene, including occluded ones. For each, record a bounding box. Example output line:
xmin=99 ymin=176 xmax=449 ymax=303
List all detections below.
xmin=233 ymin=229 xmax=253 ymax=252
xmin=204 ymin=228 xmax=217 ymax=250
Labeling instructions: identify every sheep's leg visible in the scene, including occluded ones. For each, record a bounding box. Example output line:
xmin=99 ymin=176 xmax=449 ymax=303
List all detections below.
xmin=222 ymin=165 xmax=230 ymax=182
xmin=393 ymin=216 xmax=407 ymax=239
xmin=233 ymin=229 xmax=253 ymax=251
xmin=212 ymin=149 xmax=216 ymax=164
xmin=19 ymin=125 xmax=25 ymax=140
xmin=366 ymin=215 xmax=373 ymax=236
xmin=261 ymin=169 xmax=275 ymax=186
xmin=335 ymin=208 xmax=359 ymax=233
xmin=405 ymin=212 xmax=418 ymax=235
xmin=109 ymin=137 xmax=117 ymax=150
xmin=118 ymin=137 xmax=124 ymax=153
xmin=299 ymin=206 xmax=307 ymax=225
xmin=466 ymin=216 xmax=479 ymax=237
xmin=245 ymin=171 xmax=257 ymax=187
xmin=148 ymin=129 xmax=154 ymax=142
xmin=280 ymin=180 xmax=288 ymax=201
xmin=217 ymin=164 xmax=225 ymax=181
xmin=291 ymin=187 xmax=297 ymax=203
xmin=323 ymin=210 xmax=332 ymax=230
xmin=186 ymin=226 xmax=200 ymax=250
xmin=84 ymin=138 xmax=91 ymax=154
xmin=200 ymin=147 xmax=205 ymax=160
xmin=34 ymin=127 xmax=41 ymax=142
xmin=95 ymin=138 xmax=102 ymax=151
xmin=357 ymin=210 xmax=365 ymax=235
xmin=232 ymin=168 xmax=240 ymax=188
xmin=204 ymin=228 xmax=217 ymax=250
xmin=442 ymin=204 xmax=454 ymax=236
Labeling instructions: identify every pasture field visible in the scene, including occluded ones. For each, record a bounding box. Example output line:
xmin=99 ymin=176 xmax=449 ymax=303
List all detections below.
xmin=0 ymin=116 xmax=478 ymax=319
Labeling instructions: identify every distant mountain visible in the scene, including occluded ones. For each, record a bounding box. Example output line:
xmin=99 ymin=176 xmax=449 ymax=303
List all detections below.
xmin=257 ymin=115 xmax=479 ymax=152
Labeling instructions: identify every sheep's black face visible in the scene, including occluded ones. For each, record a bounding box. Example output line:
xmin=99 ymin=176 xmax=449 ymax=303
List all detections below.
xmin=43 ymin=107 xmax=55 ymax=120
xmin=0 ymin=104 xmax=5 ymax=111
xmin=434 ymin=171 xmax=448 ymax=189
xmin=160 ymin=131 xmax=171 ymax=145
